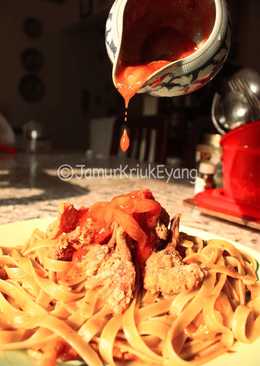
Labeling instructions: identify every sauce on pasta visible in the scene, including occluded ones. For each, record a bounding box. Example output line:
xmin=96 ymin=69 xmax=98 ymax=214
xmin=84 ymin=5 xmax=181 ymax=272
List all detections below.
xmin=0 ymin=190 xmax=260 ymax=366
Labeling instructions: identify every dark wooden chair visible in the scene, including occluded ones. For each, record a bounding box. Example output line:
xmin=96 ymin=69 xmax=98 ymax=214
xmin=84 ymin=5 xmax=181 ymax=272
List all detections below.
xmin=110 ymin=115 xmax=169 ymax=163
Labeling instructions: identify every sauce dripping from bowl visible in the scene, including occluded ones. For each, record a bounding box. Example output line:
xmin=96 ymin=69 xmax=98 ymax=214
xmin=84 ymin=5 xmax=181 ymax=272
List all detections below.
xmin=120 ymin=127 xmax=130 ymax=152
xmin=116 ymin=36 xmax=196 ymax=153
xmin=115 ymin=0 xmax=215 ymax=152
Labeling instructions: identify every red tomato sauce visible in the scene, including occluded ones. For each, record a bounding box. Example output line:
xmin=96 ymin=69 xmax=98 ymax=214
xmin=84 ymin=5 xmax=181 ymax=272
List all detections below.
xmin=120 ymin=128 xmax=130 ymax=152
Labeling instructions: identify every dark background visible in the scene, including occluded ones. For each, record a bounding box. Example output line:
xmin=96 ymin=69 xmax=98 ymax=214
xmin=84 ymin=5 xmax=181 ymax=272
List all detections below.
xmin=0 ymin=0 xmax=258 ymax=164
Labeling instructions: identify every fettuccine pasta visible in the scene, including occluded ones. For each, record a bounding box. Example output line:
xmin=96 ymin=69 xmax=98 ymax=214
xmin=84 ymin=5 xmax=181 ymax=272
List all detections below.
xmin=0 ymin=190 xmax=259 ymax=366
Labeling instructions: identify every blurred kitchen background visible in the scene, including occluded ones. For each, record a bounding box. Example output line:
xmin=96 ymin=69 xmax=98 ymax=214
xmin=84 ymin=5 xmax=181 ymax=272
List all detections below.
xmin=0 ymin=0 xmax=259 ymax=166
xmin=1 ymin=0 xmax=260 ymax=248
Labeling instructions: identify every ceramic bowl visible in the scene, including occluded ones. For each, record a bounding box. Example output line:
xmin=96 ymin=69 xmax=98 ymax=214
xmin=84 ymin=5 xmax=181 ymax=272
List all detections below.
xmin=106 ymin=0 xmax=231 ymax=97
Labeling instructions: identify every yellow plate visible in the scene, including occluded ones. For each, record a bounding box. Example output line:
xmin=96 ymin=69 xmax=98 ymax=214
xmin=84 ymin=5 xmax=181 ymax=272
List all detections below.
xmin=0 ymin=218 xmax=259 ymax=366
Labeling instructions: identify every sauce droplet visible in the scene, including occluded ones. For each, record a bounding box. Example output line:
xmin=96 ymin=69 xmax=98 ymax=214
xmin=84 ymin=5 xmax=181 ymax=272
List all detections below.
xmin=120 ymin=128 xmax=130 ymax=152
xmin=124 ymin=108 xmax=128 ymax=123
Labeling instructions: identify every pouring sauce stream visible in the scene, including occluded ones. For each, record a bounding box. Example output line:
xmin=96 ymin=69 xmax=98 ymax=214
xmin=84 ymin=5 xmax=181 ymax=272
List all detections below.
xmin=116 ymin=0 xmax=215 ymax=152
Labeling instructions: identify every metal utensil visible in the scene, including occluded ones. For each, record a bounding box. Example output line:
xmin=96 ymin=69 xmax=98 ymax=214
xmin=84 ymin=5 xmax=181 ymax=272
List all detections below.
xmin=211 ymin=90 xmax=254 ymax=134
xmin=212 ymin=68 xmax=260 ymax=134
xmin=229 ymin=78 xmax=260 ymax=120
xmin=234 ymin=68 xmax=260 ymax=98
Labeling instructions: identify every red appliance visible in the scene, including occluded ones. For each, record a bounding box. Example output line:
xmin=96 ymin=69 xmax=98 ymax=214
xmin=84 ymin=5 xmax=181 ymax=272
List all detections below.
xmin=0 ymin=144 xmax=16 ymax=154
xmin=194 ymin=121 xmax=260 ymax=225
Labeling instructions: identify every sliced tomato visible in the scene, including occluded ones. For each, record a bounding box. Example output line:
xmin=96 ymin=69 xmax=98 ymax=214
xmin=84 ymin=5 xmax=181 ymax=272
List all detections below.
xmin=94 ymin=226 xmax=113 ymax=244
xmin=57 ymin=190 xmax=163 ymax=264
xmin=87 ymin=191 xmax=162 ymax=262
xmin=111 ymin=208 xmax=152 ymax=263
xmin=78 ymin=207 xmax=89 ymax=229
xmin=111 ymin=189 xmax=154 ymax=206
xmin=130 ymin=189 xmax=155 ymax=200
xmin=55 ymin=203 xmax=80 ymax=238
xmin=111 ymin=191 xmax=161 ymax=225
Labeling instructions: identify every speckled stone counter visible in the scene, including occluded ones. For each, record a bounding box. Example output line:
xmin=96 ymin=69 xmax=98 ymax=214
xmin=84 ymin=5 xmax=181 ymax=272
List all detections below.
xmin=0 ymin=153 xmax=259 ymax=252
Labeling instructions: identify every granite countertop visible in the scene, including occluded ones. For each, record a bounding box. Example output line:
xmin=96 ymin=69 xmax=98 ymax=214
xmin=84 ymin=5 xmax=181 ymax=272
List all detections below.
xmin=0 ymin=153 xmax=259 ymax=252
